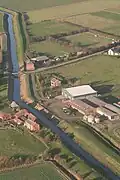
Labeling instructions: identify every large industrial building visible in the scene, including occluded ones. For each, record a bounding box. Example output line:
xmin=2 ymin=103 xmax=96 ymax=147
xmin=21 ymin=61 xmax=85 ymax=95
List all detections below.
xmin=62 ymin=85 xmax=120 ymax=121
xmin=62 ymin=85 xmax=97 ymax=100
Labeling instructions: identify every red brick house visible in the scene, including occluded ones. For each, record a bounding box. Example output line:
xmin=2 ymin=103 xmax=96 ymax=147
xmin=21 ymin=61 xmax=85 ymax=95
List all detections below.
xmin=26 ymin=62 xmax=35 ymax=71
xmin=51 ymin=78 xmax=61 ymax=88
xmin=24 ymin=119 xmax=40 ymax=132
xmin=13 ymin=118 xmax=23 ymax=125
xmin=27 ymin=113 xmax=36 ymax=121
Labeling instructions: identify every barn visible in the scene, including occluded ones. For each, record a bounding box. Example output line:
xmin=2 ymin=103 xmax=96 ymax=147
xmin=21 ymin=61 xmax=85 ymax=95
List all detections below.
xmin=62 ymin=85 xmax=97 ymax=100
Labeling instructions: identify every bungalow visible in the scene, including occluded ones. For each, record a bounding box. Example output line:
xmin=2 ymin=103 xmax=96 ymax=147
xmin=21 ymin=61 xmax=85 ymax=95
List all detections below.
xmin=24 ymin=119 xmax=40 ymax=132
xmin=108 ymin=48 xmax=120 ymax=56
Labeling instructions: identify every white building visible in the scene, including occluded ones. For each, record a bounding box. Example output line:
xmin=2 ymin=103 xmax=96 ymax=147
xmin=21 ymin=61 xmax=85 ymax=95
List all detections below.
xmin=96 ymin=107 xmax=119 ymax=121
xmin=62 ymin=85 xmax=97 ymax=100
xmin=108 ymin=48 xmax=120 ymax=56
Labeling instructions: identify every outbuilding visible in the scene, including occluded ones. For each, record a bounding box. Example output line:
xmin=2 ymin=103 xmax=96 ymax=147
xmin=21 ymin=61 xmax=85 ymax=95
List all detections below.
xmin=108 ymin=48 xmax=120 ymax=56
xmin=96 ymin=107 xmax=119 ymax=121
xmin=62 ymin=85 xmax=97 ymax=100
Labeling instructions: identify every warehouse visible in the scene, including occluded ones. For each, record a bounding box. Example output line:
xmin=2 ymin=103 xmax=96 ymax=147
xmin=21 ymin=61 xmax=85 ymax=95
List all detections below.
xmin=62 ymin=85 xmax=97 ymax=100
xmin=68 ymin=99 xmax=95 ymax=115
xmin=86 ymin=96 xmax=106 ymax=107
xmin=96 ymin=107 xmax=119 ymax=121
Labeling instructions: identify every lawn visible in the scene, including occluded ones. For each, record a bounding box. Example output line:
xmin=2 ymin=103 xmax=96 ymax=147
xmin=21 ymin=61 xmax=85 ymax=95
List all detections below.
xmin=29 ymin=21 xmax=80 ymax=37
xmin=0 ymin=129 xmax=46 ymax=156
xmin=30 ymin=41 xmax=74 ymax=56
xmin=91 ymin=11 xmax=120 ymax=21
xmin=0 ymin=162 xmax=65 ymax=180
xmin=66 ymin=32 xmax=112 ymax=47
xmin=0 ymin=12 xmax=3 ymax=32
xmin=47 ymin=55 xmax=120 ymax=97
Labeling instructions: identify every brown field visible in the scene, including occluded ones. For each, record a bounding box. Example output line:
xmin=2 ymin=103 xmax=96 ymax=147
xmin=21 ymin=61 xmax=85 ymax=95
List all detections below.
xmin=65 ymin=14 xmax=117 ymax=29
xmin=28 ymin=0 xmax=119 ymax=23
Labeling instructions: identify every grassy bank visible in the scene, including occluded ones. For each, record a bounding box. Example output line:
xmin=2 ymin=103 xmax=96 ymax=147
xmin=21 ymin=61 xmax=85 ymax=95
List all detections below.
xmin=59 ymin=120 xmax=120 ymax=175
xmin=0 ymin=12 xmax=4 ymax=32
xmin=0 ymin=7 xmax=27 ymax=67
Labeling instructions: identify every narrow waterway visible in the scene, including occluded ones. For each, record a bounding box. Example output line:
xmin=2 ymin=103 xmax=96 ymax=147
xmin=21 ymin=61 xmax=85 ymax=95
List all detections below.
xmin=3 ymin=11 xmax=120 ymax=180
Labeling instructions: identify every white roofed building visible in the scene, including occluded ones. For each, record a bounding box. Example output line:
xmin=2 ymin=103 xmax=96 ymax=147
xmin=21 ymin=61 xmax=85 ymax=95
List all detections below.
xmin=62 ymin=85 xmax=97 ymax=100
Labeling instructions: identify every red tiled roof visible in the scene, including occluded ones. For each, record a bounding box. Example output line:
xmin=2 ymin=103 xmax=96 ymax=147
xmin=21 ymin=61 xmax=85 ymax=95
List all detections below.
xmin=28 ymin=113 xmax=36 ymax=121
xmin=26 ymin=63 xmax=35 ymax=71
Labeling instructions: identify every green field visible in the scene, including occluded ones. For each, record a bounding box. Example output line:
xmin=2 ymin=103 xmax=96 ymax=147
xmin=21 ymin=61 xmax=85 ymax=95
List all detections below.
xmin=30 ymin=41 xmax=74 ymax=56
xmin=47 ymin=55 xmax=120 ymax=97
xmin=66 ymin=32 xmax=112 ymax=47
xmin=0 ymin=163 xmax=65 ymax=180
xmin=0 ymin=129 xmax=46 ymax=156
xmin=103 ymin=25 xmax=120 ymax=36
xmin=29 ymin=21 xmax=80 ymax=37
xmin=0 ymin=13 xmax=3 ymax=32
xmin=91 ymin=11 xmax=120 ymax=21
xmin=0 ymin=76 xmax=10 ymax=112
xmin=0 ymin=0 xmax=84 ymax=11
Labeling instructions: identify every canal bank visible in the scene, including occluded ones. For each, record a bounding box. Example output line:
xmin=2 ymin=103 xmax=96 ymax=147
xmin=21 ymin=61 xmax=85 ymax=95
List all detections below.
xmin=3 ymin=9 xmax=120 ymax=180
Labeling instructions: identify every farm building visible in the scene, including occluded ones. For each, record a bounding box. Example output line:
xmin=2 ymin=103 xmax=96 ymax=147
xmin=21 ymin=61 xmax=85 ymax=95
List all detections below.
xmin=25 ymin=62 xmax=35 ymax=71
xmin=67 ymin=99 xmax=96 ymax=115
xmin=62 ymin=85 xmax=97 ymax=100
xmin=108 ymin=48 xmax=120 ymax=56
xmin=24 ymin=119 xmax=40 ymax=132
xmin=96 ymin=107 xmax=119 ymax=121
xmin=10 ymin=101 xmax=19 ymax=108
xmin=31 ymin=56 xmax=49 ymax=63
xmin=86 ymin=96 xmax=106 ymax=107
xmin=104 ymin=104 xmax=120 ymax=115
xmin=51 ymin=78 xmax=61 ymax=88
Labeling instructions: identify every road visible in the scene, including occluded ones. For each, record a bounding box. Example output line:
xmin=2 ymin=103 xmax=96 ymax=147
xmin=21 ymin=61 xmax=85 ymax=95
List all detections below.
xmin=3 ymin=10 xmax=120 ymax=180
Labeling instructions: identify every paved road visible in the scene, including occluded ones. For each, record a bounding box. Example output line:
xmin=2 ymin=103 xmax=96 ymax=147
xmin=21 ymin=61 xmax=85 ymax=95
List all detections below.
xmin=4 ymin=11 xmax=120 ymax=180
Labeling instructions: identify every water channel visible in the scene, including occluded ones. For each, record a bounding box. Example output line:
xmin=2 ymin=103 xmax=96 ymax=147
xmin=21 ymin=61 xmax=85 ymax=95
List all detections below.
xmin=3 ymin=11 xmax=120 ymax=180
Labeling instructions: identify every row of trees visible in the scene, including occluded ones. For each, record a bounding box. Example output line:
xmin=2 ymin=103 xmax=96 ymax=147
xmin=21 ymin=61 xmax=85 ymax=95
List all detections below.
xmin=0 ymin=154 xmax=37 ymax=169
xmin=30 ymin=28 xmax=89 ymax=43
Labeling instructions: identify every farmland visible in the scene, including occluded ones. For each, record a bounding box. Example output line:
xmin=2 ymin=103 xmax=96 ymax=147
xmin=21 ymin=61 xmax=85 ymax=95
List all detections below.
xmin=91 ymin=11 xmax=120 ymax=21
xmin=0 ymin=129 xmax=46 ymax=156
xmin=0 ymin=0 xmax=85 ymax=11
xmin=46 ymin=55 xmax=120 ymax=97
xmin=29 ymin=20 xmax=81 ymax=37
xmin=0 ymin=13 xmax=3 ymax=32
xmin=28 ymin=0 xmax=119 ymax=23
xmin=0 ymin=163 xmax=65 ymax=180
xmin=30 ymin=41 xmax=75 ymax=56
xmin=66 ymin=32 xmax=112 ymax=48
xmin=65 ymin=14 xmax=116 ymax=30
